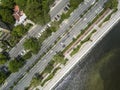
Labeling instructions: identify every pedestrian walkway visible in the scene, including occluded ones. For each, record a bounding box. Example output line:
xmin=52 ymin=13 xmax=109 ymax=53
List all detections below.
xmin=63 ymin=9 xmax=111 ymax=56
xmin=23 ymin=19 xmax=35 ymax=26
xmin=42 ymin=6 xmax=120 ymax=90
xmin=65 ymin=54 xmax=72 ymax=60
xmin=94 ymin=24 xmax=101 ymax=30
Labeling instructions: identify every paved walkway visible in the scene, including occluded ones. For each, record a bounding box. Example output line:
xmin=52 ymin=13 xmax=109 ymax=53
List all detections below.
xmin=23 ymin=19 xmax=35 ymax=26
xmin=42 ymin=6 xmax=120 ymax=90
xmin=64 ymin=9 xmax=111 ymax=56
xmin=65 ymin=54 xmax=72 ymax=60
xmin=94 ymin=25 xmax=101 ymax=30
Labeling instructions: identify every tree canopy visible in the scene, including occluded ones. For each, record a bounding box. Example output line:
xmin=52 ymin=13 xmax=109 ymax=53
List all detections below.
xmin=11 ymin=25 xmax=27 ymax=38
xmin=0 ymin=71 xmax=8 ymax=84
xmin=0 ymin=0 xmax=15 ymax=25
xmin=0 ymin=8 xmax=14 ymax=25
xmin=0 ymin=0 xmax=55 ymax=25
xmin=22 ymin=51 xmax=32 ymax=60
xmin=44 ymin=60 xmax=55 ymax=73
xmin=0 ymin=53 xmax=8 ymax=65
xmin=52 ymin=52 xmax=67 ymax=65
xmin=8 ymin=59 xmax=25 ymax=72
xmin=104 ymin=0 xmax=118 ymax=10
xmin=70 ymin=0 xmax=84 ymax=9
xmin=24 ymin=37 xmax=40 ymax=54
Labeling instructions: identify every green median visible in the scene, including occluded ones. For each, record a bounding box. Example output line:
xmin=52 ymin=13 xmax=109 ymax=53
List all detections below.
xmin=70 ymin=29 xmax=97 ymax=56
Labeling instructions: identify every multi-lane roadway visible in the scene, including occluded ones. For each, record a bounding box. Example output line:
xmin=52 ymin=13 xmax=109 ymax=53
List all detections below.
xmin=9 ymin=0 xmax=70 ymax=58
xmin=49 ymin=4 xmax=120 ymax=90
xmin=50 ymin=0 xmax=70 ymax=20
xmin=1 ymin=0 xmax=97 ymax=90
xmin=12 ymin=0 xmax=107 ymax=90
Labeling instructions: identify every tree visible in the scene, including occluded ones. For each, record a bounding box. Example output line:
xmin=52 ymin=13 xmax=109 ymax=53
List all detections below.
xmin=44 ymin=60 xmax=55 ymax=73
xmin=30 ymin=77 xmax=41 ymax=87
xmin=24 ymin=37 xmax=40 ymax=54
xmin=70 ymin=0 xmax=84 ymax=9
xmin=24 ymin=87 xmax=29 ymax=90
xmin=0 ymin=71 xmax=7 ymax=84
xmin=0 ymin=0 xmax=55 ymax=26
xmin=44 ymin=64 xmax=54 ymax=73
xmin=0 ymin=0 xmax=14 ymax=25
xmin=49 ymin=26 xmax=56 ymax=32
xmin=104 ymin=0 xmax=118 ymax=10
xmin=14 ymin=0 xmax=27 ymax=10
xmin=24 ymin=0 xmax=52 ymax=25
xmin=11 ymin=25 xmax=27 ymax=38
xmin=0 ymin=8 xmax=14 ymax=25
xmin=0 ymin=53 xmax=8 ymax=65
xmin=8 ymin=59 xmax=25 ymax=72
xmin=53 ymin=52 xmax=66 ymax=64
xmin=1 ymin=0 xmax=14 ymax=9
xmin=25 ymin=1 xmax=43 ymax=24
xmin=53 ymin=54 xmax=64 ymax=64
xmin=22 ymin=51 xmax=32 ymax=60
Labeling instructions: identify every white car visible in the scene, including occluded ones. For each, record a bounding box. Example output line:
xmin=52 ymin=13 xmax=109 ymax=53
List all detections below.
xmin=83 ymin=18 xmax=87 ymax=21
xmin=47 ymin=23 xmax=51 ymax=27
xmin=41 ymin=30 xmax=44 ymax=33
xmin=20 ymin=49 xmax=29 ymax=56
xmin=50 ymin=50 xmax=53 ymax=53
xmin=91 ymin=0 xmax=95 ymax=5
xmin=41 ymin=28 xmax=45 ymax=33
xmin=43 ymin=28 xmax=46 ymax=31
xmin=60 ymin=42 xmax=64 ymax=45
xmin=37 ymin=33 xmax=41 ymax=39
xmin=20 ymin=50 xmax=26 ymax=56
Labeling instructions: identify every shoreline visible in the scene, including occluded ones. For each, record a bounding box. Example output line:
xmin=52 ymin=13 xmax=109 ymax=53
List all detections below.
xmin=39 ymin=4 xmax=120 ymax=90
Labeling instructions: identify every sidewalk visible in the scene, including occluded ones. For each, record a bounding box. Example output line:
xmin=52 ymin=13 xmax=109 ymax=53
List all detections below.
xmin=64 ymin=9 xmax=111 ymax=56
xmin=42 ymin=8 xmax=120 ymax=90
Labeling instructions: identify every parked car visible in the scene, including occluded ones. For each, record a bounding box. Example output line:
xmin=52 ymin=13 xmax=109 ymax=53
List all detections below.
xmin=0 ymin=66 xmax=9 ymax=73
xmin=47 ymin=23 xmax=51 ymax=28
xmin=19 ymin=49 xmax=29 ymax=56
xmin=37 ymin=33 xmax=41 ymax=39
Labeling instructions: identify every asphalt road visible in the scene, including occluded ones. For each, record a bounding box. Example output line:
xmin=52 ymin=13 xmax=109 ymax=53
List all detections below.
xmin=44 ymin=8 xmax=120 ymax=89
xmin=0 ymin=0 xmax=97 ymax=90
xmin=9 ymin=0 xmax=70 ymax=58
xmin=12 ymin=0 xmax=107 ymax=90
xmin=0 ymin=0 xmax=71 ymax=89
xmin=50 ymin=0 xmax=70 ymax=20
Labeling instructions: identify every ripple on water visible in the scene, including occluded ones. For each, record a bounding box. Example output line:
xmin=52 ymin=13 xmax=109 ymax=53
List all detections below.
xmin=54 ymin=21 xmax=120 ymax=90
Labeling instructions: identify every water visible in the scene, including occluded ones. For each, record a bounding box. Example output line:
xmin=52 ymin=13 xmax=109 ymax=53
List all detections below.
xmin=53 ymin=21 xmax=120 ymax=90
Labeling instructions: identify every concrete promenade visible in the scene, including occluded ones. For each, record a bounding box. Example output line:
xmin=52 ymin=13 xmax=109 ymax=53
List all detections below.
xmin=42 ymin=6 xmax=120 ymax=90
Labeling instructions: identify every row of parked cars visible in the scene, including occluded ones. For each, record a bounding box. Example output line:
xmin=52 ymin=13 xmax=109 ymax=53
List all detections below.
xmin=17 ymin=2 xmax=70 ymax=59
xmin=54 ymin=3 xmax=70 ymax=21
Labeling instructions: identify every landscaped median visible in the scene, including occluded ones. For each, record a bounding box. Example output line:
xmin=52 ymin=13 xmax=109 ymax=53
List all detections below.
xmin=6 ymin=1 xmax=84 ymax=86
xmin=41 ymin=67 xmax=61 ymax=86
xmin=58 ymin=0 xmax=84 ymax=24
xmin=28 ymin=52 xmax=67 ymax=89
xmin=11 ymin=0 xmax=86 ymax=81
xmin=99 ymin=9 xmax=117 ymax=27
xmin=5 ymin=0 xmax=119 ymax=89
xmin=7 ymin=0 xmax=93 ymax=75
xmin=70 ymin=29 xmax=97 ymax=56
xmin=98 ymin=0 xmax=118 ymax=27
xmin=63 ymin=8 xmax=111 ymax=56
xmin=29 ymin=0 xmax=119 ymax=89
xmin=64 ymin=0 xmax=119 ymax=56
